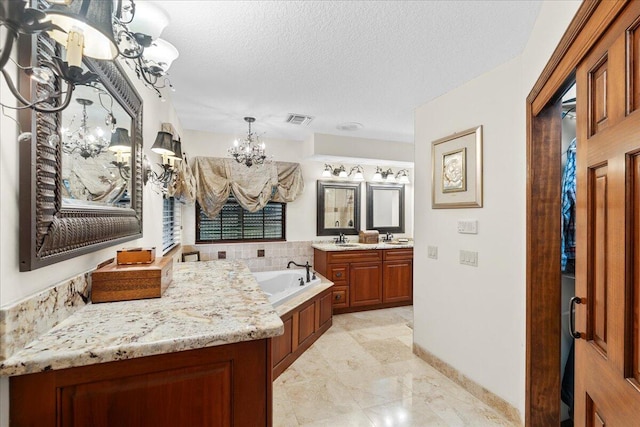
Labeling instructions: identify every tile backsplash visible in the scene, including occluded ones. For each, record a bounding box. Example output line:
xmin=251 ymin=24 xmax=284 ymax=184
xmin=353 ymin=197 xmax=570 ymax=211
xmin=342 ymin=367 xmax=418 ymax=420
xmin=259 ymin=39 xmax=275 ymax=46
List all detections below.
xmin=184 ymin=241 xmax=314 ymax=272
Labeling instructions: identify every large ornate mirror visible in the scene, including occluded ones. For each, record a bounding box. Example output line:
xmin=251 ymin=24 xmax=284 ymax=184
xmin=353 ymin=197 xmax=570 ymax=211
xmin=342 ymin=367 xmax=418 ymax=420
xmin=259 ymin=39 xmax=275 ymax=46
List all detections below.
xmin=316 ymin=181 xmax=361 ymax=236
xmin=366 ymin=182 xmax=405 ymax=233
xmin=19 ymin=30 xmax=143 ymax=271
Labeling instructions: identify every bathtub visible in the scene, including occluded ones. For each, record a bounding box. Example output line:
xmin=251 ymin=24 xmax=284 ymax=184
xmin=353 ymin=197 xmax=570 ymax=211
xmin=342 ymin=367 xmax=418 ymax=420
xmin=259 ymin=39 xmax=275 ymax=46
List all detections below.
xmin=253 ymin=269 xmax=322 ymax=306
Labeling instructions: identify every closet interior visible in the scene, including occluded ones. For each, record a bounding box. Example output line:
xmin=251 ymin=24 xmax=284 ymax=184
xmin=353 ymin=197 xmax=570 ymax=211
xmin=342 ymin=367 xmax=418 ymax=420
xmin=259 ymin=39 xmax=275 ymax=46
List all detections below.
xmin=560 ymin=82 xmax=577 ymax=427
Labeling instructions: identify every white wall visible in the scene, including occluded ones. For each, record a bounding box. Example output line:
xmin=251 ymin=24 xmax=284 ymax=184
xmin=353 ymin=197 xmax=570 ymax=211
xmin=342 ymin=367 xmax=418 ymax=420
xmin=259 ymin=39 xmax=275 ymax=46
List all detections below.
xmin=0 ymin=49 xmax=184 ymax=425
xmin=412 ymin=1 xmax=580 ymax=423
xmin=181 ymin=129 xmax=414 ymax=244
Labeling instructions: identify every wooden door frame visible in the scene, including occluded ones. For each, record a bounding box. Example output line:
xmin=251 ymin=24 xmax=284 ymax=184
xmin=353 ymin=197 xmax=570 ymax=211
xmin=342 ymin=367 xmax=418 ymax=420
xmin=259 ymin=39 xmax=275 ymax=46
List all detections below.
xmin=526 ymin=1 xmax=628 ymax=425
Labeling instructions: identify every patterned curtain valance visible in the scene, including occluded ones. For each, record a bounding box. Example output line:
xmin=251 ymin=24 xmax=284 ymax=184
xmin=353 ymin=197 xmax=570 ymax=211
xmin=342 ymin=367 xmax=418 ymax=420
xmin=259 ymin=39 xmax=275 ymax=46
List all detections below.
xmin=192 ymin=157 xmax=304 ymax=218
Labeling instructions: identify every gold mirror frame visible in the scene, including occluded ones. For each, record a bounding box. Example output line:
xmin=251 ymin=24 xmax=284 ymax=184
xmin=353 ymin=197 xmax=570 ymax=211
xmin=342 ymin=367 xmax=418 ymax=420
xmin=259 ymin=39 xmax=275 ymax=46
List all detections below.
xmin=18 ymin=18 xmax=143 ymax=271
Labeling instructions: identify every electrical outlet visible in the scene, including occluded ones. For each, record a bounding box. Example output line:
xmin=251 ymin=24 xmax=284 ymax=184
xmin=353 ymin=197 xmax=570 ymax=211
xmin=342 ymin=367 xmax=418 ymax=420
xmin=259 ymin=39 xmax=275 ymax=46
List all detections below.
xmin=217 ymin=251 xmax=226 ymax=259
xmin=457 ymin=220 xmax=478 ymax=234
xmin=459 ymin=250 xmax=478 ymax=267
xmin=257 ymin=249 xmax=265 ymax=257
xmin=427 ymin=246 xmax=438 ymax=259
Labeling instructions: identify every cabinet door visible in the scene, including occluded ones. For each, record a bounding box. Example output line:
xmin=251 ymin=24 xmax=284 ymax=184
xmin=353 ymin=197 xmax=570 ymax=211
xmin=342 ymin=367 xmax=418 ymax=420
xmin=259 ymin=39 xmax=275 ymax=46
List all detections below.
xmin=317 ymin=291 xmax=333 ymax=329
xmin=331 ymin=285 xmax=349 ymax=309
xmin=350 ymin=262 xmax=383 ymax=307
xmin=383 ymin=260 xmax=413 ymax=303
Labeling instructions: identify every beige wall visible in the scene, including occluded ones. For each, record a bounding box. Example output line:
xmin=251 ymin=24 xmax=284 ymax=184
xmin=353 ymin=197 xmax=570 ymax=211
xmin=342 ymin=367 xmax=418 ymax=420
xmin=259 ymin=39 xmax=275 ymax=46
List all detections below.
xmin=412 ymin=1 xmax=581 ymax=423
xmin=181 ymin=129 xmax=414 ymax=243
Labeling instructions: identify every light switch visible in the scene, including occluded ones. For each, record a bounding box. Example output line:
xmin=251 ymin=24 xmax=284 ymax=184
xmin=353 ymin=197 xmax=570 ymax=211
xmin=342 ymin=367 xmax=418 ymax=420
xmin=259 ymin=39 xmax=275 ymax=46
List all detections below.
xmin=428 ymin=246 xmax=438 ymax=259
xmin=457 ymin=220 xmax=478 ymax=234
xmin=459 ymin=250 xmax=478 ymax=267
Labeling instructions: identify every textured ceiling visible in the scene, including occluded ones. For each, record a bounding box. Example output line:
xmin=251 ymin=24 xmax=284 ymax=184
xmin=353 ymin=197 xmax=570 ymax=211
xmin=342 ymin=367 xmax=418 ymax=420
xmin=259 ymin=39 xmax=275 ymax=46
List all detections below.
xmin=156 ymin=1 xmax=542 ymax=143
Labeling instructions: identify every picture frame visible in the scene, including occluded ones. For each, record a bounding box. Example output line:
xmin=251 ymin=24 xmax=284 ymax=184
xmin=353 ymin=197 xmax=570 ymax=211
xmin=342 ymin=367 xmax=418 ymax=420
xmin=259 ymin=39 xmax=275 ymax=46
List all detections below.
xmin=431 ymin=125 xmax=483 ymax=208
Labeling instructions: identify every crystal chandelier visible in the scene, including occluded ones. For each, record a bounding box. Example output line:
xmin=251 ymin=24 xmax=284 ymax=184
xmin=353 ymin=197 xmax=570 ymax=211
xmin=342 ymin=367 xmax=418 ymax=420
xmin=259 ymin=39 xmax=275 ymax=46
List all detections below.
xmin=62 ymin=98 xmax=109 ymax=159
xmin=228 ymin=117 xmax=267 ymax=167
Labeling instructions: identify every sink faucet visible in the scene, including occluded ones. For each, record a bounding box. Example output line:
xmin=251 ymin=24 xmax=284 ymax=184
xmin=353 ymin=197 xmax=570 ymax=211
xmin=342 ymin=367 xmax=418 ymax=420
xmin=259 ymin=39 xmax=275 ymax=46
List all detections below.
xmin=384 ymin=232 xmax=393 ymax=242
xmin=287 ymin=260 xmax=313 ymax=283
xmin=334 ymin=233 xmax=347 ymax=244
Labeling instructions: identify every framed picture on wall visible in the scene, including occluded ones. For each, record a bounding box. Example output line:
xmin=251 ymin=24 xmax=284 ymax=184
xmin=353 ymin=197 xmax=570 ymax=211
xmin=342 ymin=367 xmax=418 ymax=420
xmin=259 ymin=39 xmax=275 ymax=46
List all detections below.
xmin=431 ymin=125 xmax=483 ymax=208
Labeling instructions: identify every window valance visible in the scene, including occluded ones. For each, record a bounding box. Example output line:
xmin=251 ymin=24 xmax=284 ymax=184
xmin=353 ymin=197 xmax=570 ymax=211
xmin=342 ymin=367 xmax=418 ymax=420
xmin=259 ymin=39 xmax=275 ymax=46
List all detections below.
xmin=192 ymin=157 xmax=304 ymax=218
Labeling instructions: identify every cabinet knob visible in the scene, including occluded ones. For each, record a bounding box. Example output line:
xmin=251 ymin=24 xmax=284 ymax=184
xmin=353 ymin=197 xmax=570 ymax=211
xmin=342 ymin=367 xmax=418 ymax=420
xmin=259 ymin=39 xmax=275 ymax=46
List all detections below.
xmin=335 ymin=294 xmax=341 ymax=300
xmin=335 ymin=272 xmax=342 ymax=278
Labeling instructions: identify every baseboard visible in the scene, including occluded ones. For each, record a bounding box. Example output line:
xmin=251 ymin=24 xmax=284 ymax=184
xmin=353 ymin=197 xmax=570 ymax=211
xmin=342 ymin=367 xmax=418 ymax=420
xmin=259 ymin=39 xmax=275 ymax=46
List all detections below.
xmin=413 ymin=343 xmax=523 ymax=426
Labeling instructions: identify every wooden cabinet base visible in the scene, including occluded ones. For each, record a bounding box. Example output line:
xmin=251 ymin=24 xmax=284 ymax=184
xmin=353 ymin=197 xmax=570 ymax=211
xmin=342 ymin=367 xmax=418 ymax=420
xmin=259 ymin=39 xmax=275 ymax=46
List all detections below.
xmin=272 ymin=287 xmax=333 ymax=379
xmin=10 ymin=339 xmax=272 ymax=427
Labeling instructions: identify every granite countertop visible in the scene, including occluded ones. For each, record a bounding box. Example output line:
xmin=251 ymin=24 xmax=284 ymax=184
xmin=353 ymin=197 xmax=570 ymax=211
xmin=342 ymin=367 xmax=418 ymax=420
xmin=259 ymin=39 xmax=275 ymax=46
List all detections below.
xmin=0 ymin=260 xmax=284 ymax=377
xmin=312 ymin=241 xmax=414 ymax=251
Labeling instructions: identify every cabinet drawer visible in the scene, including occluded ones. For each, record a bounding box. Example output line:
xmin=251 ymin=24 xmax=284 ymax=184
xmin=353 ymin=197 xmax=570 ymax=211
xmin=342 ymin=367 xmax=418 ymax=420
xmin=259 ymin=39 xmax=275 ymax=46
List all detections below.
xmin=331 ymin=285 xmax=349 ymax=309
xmin=327 ymin=250 xmax=382 ymax=264
xmin=328 ymin=264 xmax=349 ymax=283
xmin=383 ymin=248 xmax=414 ymax=261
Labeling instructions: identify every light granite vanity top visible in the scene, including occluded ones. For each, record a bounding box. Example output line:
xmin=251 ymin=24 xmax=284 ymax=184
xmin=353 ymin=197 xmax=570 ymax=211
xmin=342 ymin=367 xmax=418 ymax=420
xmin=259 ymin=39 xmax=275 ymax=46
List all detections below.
xmin=0 ymin=260 xmax=284 ymax=377
xmin=312 ymin=241 xmax=414 ymax=251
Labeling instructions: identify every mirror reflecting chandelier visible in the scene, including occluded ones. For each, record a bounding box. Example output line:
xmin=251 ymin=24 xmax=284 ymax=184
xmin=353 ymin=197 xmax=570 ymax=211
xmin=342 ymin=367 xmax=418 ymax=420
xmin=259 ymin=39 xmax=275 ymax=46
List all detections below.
xmin=228 ymin=117 xmax=267 ymax=167
xmin=62 ymin=98 xmax=109 ymax=159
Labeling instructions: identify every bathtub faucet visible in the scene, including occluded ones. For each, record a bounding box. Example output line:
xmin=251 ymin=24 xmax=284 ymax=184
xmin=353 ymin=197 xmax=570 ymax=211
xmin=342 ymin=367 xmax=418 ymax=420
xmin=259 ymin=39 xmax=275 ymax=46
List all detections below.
xmin=287 ymin=260 xmax=313 ymax=283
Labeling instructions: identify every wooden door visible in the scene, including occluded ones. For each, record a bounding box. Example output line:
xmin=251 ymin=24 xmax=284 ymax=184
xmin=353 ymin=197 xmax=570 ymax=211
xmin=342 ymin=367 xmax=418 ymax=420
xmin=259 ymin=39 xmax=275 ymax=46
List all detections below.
xmin=349 ymin=262 xmax=383 ymax=307
xmin=382 ymin=260 xmax=413 ymax=303
xmin=574 ymin=2 xmax=640 ymax=424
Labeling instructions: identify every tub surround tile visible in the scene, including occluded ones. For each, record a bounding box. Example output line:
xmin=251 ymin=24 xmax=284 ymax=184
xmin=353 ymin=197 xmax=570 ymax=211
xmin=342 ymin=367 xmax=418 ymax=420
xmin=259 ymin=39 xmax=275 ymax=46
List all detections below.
xmin=187 ymin=241 xmax=314 ymax=272
xmin=0 ymin=260 xmax=283 ymax=377
xmin=0 ymin=273 xmax=90 ymax=362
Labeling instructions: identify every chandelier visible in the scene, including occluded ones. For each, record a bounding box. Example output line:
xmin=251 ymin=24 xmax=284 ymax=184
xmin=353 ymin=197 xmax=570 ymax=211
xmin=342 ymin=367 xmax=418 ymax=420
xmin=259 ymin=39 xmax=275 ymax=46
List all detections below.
xmin=62 ymin=98 xmax=109 ymax=159
xmin=0 ymin=0 xmax=179 ymax=112
xmin=228 ymin=117 xmax=267 ymax=167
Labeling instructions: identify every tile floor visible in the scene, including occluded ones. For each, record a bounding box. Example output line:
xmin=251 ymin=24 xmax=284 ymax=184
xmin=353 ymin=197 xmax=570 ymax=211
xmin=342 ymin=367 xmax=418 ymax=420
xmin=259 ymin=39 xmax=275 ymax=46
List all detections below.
xmin=273 ymin=307 xmax=517 ymax=426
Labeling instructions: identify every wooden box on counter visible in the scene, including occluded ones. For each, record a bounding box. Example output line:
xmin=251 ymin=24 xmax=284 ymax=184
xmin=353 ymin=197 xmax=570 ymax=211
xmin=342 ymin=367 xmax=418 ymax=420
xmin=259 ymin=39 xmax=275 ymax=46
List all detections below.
xmin=91 ymin=256 xmax=173 ymax=303
xmin=116 ymin=247 xmax=156 ymax=265
xmin=358 ymin=230 xmax=379 ymax=244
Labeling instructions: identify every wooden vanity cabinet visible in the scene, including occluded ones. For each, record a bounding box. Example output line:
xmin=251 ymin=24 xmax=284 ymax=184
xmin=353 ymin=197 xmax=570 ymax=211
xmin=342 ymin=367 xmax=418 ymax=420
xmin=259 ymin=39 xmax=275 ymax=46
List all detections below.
xmin=10 ymin=339 xmax=273 ymax=426
xmin=314 ymin=248 xmax=412 ymax=313
xmin=383 ymin=249 xmax=413 ymax=303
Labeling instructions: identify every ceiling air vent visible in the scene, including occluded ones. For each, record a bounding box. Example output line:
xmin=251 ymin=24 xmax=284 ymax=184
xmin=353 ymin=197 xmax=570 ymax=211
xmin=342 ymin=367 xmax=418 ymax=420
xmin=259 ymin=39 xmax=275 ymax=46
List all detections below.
xmin=286 ymin=114 xmax=314 ymax=126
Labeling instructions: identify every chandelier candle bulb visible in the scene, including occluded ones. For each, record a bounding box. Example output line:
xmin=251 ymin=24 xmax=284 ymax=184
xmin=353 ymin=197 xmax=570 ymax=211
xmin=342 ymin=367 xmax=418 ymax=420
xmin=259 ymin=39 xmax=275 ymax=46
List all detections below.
xmin=66 ymin=30 xmax=85 ymax=68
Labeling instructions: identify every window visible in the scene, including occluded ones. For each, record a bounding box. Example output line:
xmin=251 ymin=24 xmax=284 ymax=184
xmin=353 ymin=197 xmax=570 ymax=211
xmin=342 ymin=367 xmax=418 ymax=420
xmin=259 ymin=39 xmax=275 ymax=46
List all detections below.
xmin=196 ymin=198 xmax=286 ymax=243
xmin=162 ymin=196 xmax=181 ymax=253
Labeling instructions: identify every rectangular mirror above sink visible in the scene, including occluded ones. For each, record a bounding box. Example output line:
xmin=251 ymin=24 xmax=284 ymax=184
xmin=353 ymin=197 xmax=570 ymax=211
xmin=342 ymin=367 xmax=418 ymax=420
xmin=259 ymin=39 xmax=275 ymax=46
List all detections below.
xmin=316 ymin=180 xmax=361 ymax=236
xmin=366 ymin=182 xmax=405 ymax=234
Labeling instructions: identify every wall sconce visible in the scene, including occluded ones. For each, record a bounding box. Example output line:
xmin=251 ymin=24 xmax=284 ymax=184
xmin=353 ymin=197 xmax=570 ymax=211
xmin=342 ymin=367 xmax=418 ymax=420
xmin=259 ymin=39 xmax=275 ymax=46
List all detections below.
xmin=147 ymin=130 xmax=182 ymax=189
xmin=0 ymin=0 xmax=179 ymax=112
xmin=373 ymin=167 xmax=395 ymax=182
xmin=395 ymin=169 xmax=410 ymax=184
xmin=372 ymin=167 xmax=410 ymax=184
xmin=322 ymin=164 xmax=347 ymax=178
xmin=108 ymin=127 xmax=132 ymax=180
xmin=349 ymin=165 xmax=364 ymax=181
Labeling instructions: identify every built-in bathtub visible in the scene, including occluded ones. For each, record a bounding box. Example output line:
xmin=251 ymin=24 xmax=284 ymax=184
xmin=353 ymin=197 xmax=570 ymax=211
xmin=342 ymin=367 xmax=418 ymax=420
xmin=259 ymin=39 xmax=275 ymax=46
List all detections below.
xmin=253 ymin=269 xmax=322 ymax=306
xmin=253 ymin=269 xmax=334 ymax=379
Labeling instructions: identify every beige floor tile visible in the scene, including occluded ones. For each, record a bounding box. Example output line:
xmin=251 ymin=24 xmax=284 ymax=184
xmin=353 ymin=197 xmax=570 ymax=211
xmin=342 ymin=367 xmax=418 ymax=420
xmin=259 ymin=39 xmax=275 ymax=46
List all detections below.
xmin=281 ymin=377 xmax=362 ymax=425
xmin=364 ymin=396 xmax=449 ymax=427
xmin=298 ymin=410 xmax=375 ymax=427
xmin=273 ymin=307 xmax=515 ymax=427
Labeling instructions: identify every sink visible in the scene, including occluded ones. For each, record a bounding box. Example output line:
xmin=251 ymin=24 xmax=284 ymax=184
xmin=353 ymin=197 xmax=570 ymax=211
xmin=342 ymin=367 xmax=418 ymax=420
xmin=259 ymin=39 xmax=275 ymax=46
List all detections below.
xmin=335 ymin=243 xmax=359 ymax=247
xmin=384 ymin=242 xmax=405 ymax=245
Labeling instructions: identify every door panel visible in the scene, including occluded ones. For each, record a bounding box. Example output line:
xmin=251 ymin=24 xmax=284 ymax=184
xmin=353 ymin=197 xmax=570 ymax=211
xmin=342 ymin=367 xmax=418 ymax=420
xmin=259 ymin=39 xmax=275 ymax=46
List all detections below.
xmin=588 ymin=166 xmax=608 ymax=356
xmin=575 ymin=3 xmax=640 ymax=425
xmin=634 ymin=154 xmax=640 ymax=386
